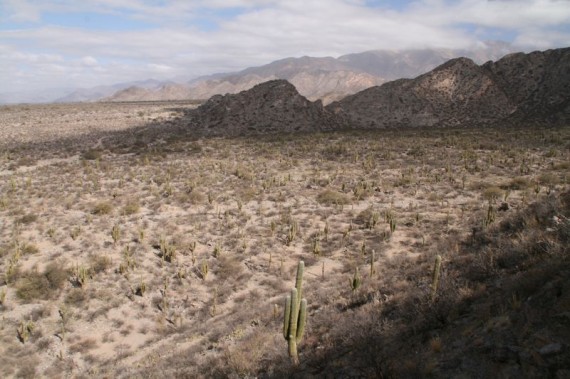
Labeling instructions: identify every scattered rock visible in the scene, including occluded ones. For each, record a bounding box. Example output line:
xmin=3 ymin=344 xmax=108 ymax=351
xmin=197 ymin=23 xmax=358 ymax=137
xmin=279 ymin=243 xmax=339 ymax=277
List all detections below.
xmin=539 ymin=343 xmax=563 ymax=356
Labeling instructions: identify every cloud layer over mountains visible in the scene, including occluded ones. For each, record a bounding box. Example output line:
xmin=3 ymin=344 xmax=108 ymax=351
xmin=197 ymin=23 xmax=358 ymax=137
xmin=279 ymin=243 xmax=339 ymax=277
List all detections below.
xmin=1 ymin=0 xmax=569 ymax=97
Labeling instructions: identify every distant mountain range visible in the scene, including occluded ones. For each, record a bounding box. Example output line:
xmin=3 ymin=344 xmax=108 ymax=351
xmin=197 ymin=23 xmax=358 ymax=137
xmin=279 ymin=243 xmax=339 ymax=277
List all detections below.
xmin=0 ymin=42 xmax=516 ymax=105
xmin=55 ymin=79 xmax=169 ymax=103
xmin=106 ymin=41 xmax=515 ymax=105
xmin=184 ymin=46 xmax=570 ymax=136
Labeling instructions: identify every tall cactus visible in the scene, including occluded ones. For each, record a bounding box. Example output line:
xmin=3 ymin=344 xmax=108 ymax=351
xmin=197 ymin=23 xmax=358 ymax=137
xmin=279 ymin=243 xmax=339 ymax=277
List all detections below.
xmin=283 ymin=261 xmax=307 ymax=365
xmin=431 ymin=255 xmax=442 ymax=301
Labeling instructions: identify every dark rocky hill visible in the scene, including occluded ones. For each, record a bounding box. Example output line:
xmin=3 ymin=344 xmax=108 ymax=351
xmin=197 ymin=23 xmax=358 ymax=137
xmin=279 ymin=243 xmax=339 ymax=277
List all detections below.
xmin=187 ymin=80 xmax=345 ymax=137
xmin=185 ymin=48 xmax=569 ymax=136
xmin=328 ymin=47 xmax=570 ymax=128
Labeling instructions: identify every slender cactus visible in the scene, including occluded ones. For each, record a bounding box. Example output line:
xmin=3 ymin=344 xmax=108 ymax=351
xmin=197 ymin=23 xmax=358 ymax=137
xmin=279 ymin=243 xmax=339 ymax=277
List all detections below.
xmin=350 ymin=266 xmax=362 ymax=291
xmin=111 ymin=224 xmax=120 ymax=246
xmin=200 ymin=259 xmax=209 ymax=280
xmin=431 ymin=255 xmax=442 ymax=301
xmin=370 ymin=250 xmax=376 ymax=277
xmin=283 ymin=261 xmax=307 ymax=365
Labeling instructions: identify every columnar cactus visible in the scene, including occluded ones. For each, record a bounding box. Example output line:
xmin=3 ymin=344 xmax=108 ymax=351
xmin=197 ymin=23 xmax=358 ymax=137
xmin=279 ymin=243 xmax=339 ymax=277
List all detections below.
xmin=283 ymin=261 xmax=307 ymax=365
xmin=350 ymin=266 xmax=362 ymax=291
xmin=431 ymin=255 xmax=442 ymax=301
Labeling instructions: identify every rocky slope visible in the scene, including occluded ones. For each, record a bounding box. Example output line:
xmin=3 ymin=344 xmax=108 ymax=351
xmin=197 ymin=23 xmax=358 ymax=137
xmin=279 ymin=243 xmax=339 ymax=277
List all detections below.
xmin=104 ymin=83 xmax=192 ymax=102
xmin=106 ymin=70 xmax=382 ymax=105
xmin=186 ymin=80 xmax=344 ymax=136
xmin=328 ymin=47 xmax=570 ymax=128
xmin=337 ymin=41 xmax=514 ymax=79
xmin=183 ymin=47 xmax=569 ymax=136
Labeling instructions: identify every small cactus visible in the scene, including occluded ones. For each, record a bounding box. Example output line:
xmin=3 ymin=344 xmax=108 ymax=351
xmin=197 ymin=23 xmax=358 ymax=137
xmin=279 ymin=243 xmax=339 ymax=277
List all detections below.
xmin=484 ymin=203 xmax=496 ymax=227
xmin=286 ymin=221 xmax=299 ymax=246
xmin=111 ymin=224 xmax=121 ymax=246
xmin=213 ymin=242 xmax=221 ymax=258
xmin=200 ymin=259 xmax=209 ymax=280
xmin=136 ymin=279 xmax=147 ymax=296
xmin=17 ymin=319 xmax=35 ymax=343
xmin=350 ymin=267 xmax=361 ymax=292
xmin=77 ymin=265 xmax=89 ymax=288
xmin=389 ymin=217 xmax=397 ymax=234
xmin=312 ymin=237 xmax=321 ymax=256
xmin=283 ymin=261 xmax=307 ymax=365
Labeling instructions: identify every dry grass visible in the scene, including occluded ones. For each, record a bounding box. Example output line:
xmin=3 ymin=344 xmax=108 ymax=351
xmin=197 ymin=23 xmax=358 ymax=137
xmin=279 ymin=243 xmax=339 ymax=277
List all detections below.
xmin=0 ymin=101 xmax=568 ymax=377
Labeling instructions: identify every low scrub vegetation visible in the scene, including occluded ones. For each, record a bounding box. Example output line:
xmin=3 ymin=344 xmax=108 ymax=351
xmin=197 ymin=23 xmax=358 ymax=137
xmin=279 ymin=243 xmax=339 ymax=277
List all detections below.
xmin=0 ymin=102 xmax=568 ymax=377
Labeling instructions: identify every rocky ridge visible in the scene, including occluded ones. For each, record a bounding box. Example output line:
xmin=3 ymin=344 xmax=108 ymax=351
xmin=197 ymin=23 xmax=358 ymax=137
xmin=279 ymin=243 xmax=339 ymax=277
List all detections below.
xmin=185 ymin=47 xmax=569 ymax=135
xmin=328 ymin=47 xmax=570 ymax=128
xmin=187 ymin=80 xmax=344 ymax=137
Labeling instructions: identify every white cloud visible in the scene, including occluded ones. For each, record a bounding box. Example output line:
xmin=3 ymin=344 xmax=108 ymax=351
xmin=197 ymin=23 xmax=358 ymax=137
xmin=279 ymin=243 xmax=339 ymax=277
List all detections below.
xmin=3 ymin=0 xmax=41 ymax=22
xmin=409 ymin=0 xmax=570 ymax=29
xmin=148 ymin=63 xmax=173 ymax=73
xmin=0 ymin=0 xmax=568 ymax=94
xmin=81 ymin=56 xmax=98 ymax=66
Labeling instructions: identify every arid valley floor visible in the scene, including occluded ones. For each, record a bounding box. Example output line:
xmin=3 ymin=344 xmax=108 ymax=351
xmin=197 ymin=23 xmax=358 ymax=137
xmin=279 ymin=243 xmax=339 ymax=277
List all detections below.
xmin=0 ymin=101 xmax=569 ymax=378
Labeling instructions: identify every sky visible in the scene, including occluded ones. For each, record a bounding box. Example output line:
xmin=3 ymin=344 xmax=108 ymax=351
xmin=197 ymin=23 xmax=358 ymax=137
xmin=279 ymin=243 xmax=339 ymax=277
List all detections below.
xmin=1 ymin=0 xmax=569 ymax=94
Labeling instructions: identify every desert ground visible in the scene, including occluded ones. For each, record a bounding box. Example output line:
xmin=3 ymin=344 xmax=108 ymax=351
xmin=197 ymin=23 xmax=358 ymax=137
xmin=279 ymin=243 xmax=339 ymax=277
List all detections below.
xmin=0 ymin=101 xmax=569 ymax=378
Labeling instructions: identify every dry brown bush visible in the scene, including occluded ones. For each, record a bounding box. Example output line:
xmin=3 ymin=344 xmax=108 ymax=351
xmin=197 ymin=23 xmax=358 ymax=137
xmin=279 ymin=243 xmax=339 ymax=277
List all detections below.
xmin=92 ymin=201 xmax=114 ymax=215
xmin=316 ymin=189 xmax=351 ymax=205
xmin=16 ymin=263 xmax=68 ymax=301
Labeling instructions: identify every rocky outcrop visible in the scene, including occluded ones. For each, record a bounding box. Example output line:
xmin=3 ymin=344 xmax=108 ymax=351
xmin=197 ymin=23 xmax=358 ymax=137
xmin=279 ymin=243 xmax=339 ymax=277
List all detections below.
xmin=184 ymin=48 xmax=569 ymax=137
xmin=328 ymin=47 xmax=570 ymax=128
xmin=483 ymin=48 xmax=570 ymax=124
xmin=187 ymin=80 xmax=345 ymax=136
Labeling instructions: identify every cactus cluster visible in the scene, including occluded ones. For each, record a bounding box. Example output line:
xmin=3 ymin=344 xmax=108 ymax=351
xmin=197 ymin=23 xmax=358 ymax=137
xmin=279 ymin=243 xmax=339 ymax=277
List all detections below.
xmin=283 ymin=261 xmax=307 ymax=365
xmin=286 ymin=220 xmax=299 ymax=246
xmin=17 ymin=319 xmax=35 ymax=343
